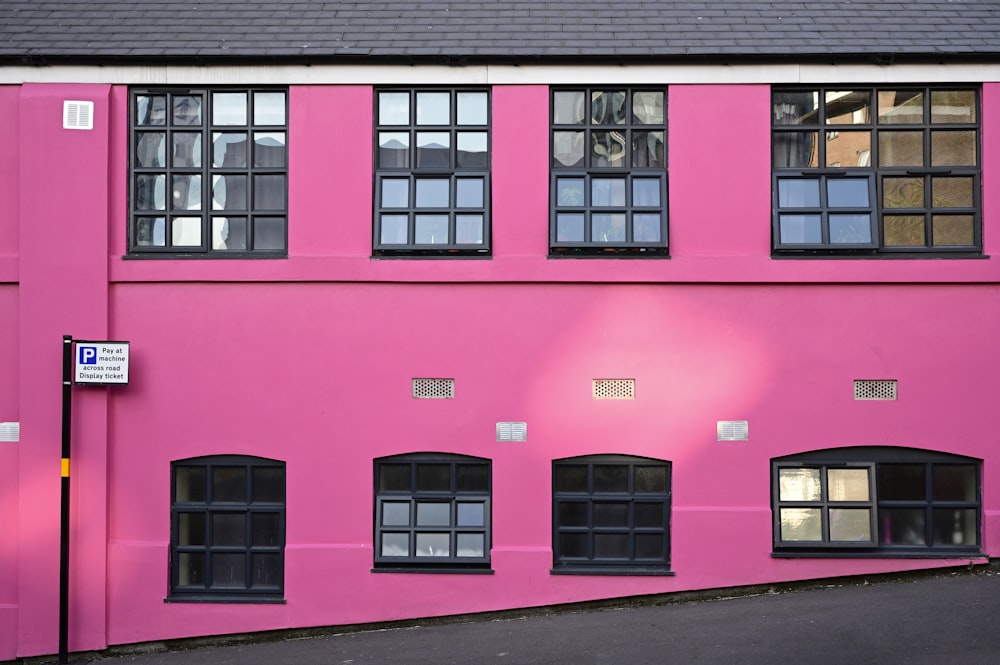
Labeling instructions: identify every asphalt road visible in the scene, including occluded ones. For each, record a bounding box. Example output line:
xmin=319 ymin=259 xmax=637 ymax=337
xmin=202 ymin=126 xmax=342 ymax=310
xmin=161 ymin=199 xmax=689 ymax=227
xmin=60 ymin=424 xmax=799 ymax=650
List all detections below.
xmin=83 ymin=570 xmax=1000 ymax=665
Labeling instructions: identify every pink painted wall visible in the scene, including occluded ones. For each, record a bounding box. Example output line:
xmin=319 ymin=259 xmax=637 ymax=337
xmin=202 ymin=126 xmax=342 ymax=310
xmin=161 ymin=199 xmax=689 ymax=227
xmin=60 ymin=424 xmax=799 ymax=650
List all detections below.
xmin=5 ymin=82 xmax=1000 ymax=657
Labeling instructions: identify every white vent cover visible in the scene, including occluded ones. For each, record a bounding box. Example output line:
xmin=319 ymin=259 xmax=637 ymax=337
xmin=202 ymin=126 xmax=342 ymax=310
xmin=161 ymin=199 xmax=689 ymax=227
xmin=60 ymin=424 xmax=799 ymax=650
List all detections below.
xmin=854 ymin=379 xmax=897 ymax=401
xmin=592 ymin=379 xmax=635 ymax=400
xmin=63 ymin=101 xmax=94 ymax=130
xmin=717 ymin=420 xmax=749 ymax=441
xmin=0 ymin=422 xmax=19 ymax=442
xmin=496 ymin=422 xmax=527 ymax=442
xmin=412 ymin=378 xmax=455 ymax=399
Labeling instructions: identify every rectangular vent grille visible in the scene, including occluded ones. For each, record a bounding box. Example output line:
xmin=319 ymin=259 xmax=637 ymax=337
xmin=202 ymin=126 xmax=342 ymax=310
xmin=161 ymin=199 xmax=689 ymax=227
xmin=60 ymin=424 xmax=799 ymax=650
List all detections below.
xmin=854 ymin=379 xmax=897 ymax=401
xmin=412 ymin=378 xmax=454 ymax=399
xmin=496 ymin=422 xmax=527 ymax=442
xmin=63 ymin=101 xmax=94 ymax=130
xmin=0 ymin=422 xmax=19 ymax=442
xmin=717 ymin=421 xmax=749 ymax=441
xmin=592 ymin=379 xmax=635 ymax=400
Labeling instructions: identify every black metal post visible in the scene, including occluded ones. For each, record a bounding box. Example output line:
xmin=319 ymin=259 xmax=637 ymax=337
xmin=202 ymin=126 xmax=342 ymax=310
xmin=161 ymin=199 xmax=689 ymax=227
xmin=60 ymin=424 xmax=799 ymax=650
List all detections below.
xmin=59 ymin=335 xmax=72 ymax=665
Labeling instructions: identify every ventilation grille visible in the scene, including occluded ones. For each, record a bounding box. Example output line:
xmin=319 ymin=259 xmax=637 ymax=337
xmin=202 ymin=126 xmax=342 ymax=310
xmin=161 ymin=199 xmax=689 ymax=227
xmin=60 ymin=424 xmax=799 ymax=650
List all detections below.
xmin=0 ymin=422 xmax=19 ymax=442
xmin=412 ymin=378 xmax=455 ymax=399
xmin=592 ymin=379 xmax=635 ymax=400
xmin=63 ymin=101 xmax=94 ymax=130
xmin=717 ymin=421 xmax=749 ymax=441
xmin=496 ymin=422 xmax=527 ymax=442
xmin=854 ymin=379 xmax=897 ymax=401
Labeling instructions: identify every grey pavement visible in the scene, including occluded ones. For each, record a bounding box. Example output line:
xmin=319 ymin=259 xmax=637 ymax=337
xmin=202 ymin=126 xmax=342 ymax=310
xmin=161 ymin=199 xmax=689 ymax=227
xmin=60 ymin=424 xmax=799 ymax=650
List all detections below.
xmin=78 ymin=569 xmax=1000 ymax=665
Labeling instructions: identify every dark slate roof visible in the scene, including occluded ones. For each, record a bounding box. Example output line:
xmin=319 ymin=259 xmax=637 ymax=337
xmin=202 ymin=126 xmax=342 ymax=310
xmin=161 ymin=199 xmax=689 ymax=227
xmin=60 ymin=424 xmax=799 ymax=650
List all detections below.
xmin=1 ymin=1 xmax=999 ymax=65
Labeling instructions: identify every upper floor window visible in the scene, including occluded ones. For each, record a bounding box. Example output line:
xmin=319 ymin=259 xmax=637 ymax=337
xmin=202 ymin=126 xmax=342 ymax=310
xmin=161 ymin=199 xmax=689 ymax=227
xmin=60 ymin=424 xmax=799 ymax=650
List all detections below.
xmin=550 ymin=88 xmax=668 ymax=255
xmin=373 ymin=89 xmax=491 ymax=255
xmin=772 ymin=87 xmax=980 ymax=255
xmin=130 ymin=89 xmax=288 ymax=256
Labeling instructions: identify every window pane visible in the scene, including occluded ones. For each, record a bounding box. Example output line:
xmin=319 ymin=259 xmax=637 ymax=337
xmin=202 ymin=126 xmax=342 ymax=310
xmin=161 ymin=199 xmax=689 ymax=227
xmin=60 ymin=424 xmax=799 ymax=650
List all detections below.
xmin=457 ymin=92 xmax=488 ymax=125
xmin=933 ymin=465 xmax=976 ymax=501
xmin=558 ymin=501 xmax=588 ymax=527
xmin=773 ymin=91 xmax=819 ymax=125
xmin=591 ymin=131 xmax=627 ymax=167
xmin=878 ymin=464 xmax=925 ymax=501
xmin=553 ymin=91 xmax=586 ymax=125
xmin=557 ymin=178 xmax=585 ymax=207
xmin=456 ymin=533 xmax=485 ymax=557
xmin=825 ymin=90 xmax=871 ymax=124
xmin=213 ymin=513 xmax=246 ymax=546
xmin=555 ymin=465 xmax=587 ymax=493
xmin=883 ymin=215 xmax=926 ymax=247
xmin=778 ymin=215 xmax=821 ymax=244
xmin=877 ymin=90 xmax=923 ymax=124
xmin=594 ymin=534 xmax=628 ymax=558
xmin=455 ymin=178 xmax=483 ymax=207
xmin=779 ymin=468 xmax=821 ymax=502
xmin=380 ymin=215 xmax=409 ymax=244
xmin=592 ymin=178 xmax=626 ymax=207
xmin=634 ymin=503 xmax=664 ymax=528
xmin=135 ymin=174 xmax=166 ymax=210
xmin=932 ymin=177 xmax=973 ymax=208
xmin=456 ymin=464 xmax=489 ymax=492
xmin=415 ymin=533 xmax=450 ymax=557
xmin=931 ymin=130 xmax=976 ymax=166
xmin=378 ymin=92 xmax=410 ymax=125
xmin=378 ymin=132 xmax=410 ymax=168
xmin=135 ymin=217 xmax=166 ymax=247
xmin=827 ymin=179 xmax=869 ymax=207
xmin=173 ymin=95 xmax=202 ymax=125
xmin=416 ymin=464 xmax=451 ymax=491
xmin=135 ymin=132 xmax=166 ymax=167
xmin=415 ymin=179 xmax=450 ymax=207
xmin=633 ymin=179 xmax=660 ymax=207
xmin=553 ymin=131 xmax=585 ymax=167
xmin=932 ymin=509 xmax=977 ymax=546
xmin=254 ymin=132 xmax=286 ymax=167
xmin=825 ymin=131 xmax=870 ymax=167
xmin=382 ymin=501 xmax=410 ymax=526
xmin=592 ymin=214 xmax=626 ymax=243
xmin=172 ymin=133 xmax=202 ymax=168
xmin=594 ymin=503 xmax=629 ymax=527
xmin=456 ymin=132 xmax=488 ymax=168
xmin=829 ymin=214 xmax=872 ymax=244
xmin=455 ymin=215 xmax=484 ymax=244
xmin=212 ymin=553 xmax=246 ymax=587
xmin=379 ymin=464 xmax=411 ymax=491
xmin=414 ymin=215 xmax=449 ymax=244
xmin=555 ymin=214 xmax=584 ymax=242
xmin=932 ymin=215 xmax=974 ymax=246
xmin=931 ymin=90 xmax=976 ymax=123
xmin=213 ymin=92 xmax=248 ymax=126
xmin=634 ymin=466 xmax=667 ymax=493
xmin=633 ymin=214 xmax=662 ymax=243
xmin=632 ymin=131 xmax=664 ymax=167
xmin=456 ymin=502 xmax=484 ymax=527
xmin=381 ymin=533 xmax=409 ymax=557
xmin=879 ymin=131 xmax=923 ymax=166
xmin=559 ymin=533 xmax=587 ymax=558
xmin=635 ymin=534 xmax=664 ymax=559
xmin=883 ymin=177 xmax=924 ymax=209
xmin=253 ymin=467 xmax=283 ymax=502
xmin=177 ymin=552 xmax=204 ymax=586
xmin=213 ymin=467 xmax=247 ymax=502
xmin=632 ymin=91 xmax=664 ymax=125
xmin=176 ymin=467 xmax=206 ymax=502
xmin=773 ymin=131 xmax=818 ymax=168
xmin=593 ymin=465 xmax=628 ymax=493
xmin=136 ymin=95 xmax=167 ymax=126
xmin=778 ymin=179 xmax=820 ymax=208
xmin=212 ymin=175 xmax=246 ymax=210
xmin=416 ymin=132 xmax=450 ymax=167
xmin=381 ymin=179 xmax=409 ymax=208
xmin=416 ymin=502 xmax=450 ymax=526
xmin=416 ymin=92 xmax=450 ymax=125
xmin=172 ymin=217 xmax=202 ymax=247
xmin=252 ymin=513 xmax=281 ymax=546
xmin=253 ymin=92 xmax=286 ymax=125
xmin=253 ymin=175 xmax=285 ymax=209
xmin=829 ymin=508 xmax=872 ymax=542
xmin=879 ymin=508 xmax=926 ymax=545
xmin=252 ymin=553 xmax=282 ymax=588
xmin=591 ymin=90 xmax=627 ymax=124
xmin=780 ymin=507 xmax=822 ymax=541
xmin=171 ymin=175 xmax=201 ymax=210
xmin=253 ymin=217 xmax=285 ymax=250
xmin=213 ymin=133 xmax=248 ymax=167
xmin=178 ymin=513 xmax=205 ymax=546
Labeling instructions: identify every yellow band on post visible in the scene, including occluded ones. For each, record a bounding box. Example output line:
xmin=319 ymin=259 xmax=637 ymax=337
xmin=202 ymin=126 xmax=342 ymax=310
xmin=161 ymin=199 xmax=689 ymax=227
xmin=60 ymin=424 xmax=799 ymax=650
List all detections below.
xmin=61 ymin=458 xmax=70 ymax=477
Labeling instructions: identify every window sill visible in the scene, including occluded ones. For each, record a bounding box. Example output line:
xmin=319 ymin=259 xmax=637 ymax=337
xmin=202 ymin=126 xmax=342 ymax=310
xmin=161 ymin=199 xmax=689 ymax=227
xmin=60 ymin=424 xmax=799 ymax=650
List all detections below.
xmin=772 ymin=550 xmax=986 ymax=559
xmin=550 ymin=566 xmax=674 ymax=576
xmin=165 ymin=594 xmax=286 ymax=604
xmin=371 ymin=566 xmax=494 ymax=575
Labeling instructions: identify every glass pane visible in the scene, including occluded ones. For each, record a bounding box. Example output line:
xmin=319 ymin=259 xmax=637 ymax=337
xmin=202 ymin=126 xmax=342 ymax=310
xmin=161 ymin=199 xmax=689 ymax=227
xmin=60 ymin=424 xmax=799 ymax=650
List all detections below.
xmin=212 ymin=513 xmax=246 ymax=546
xmin=634 ymin=503 xmax=664 ymax=528
xmin=634 ymin=466 xmax=667 ymax=493
xmin=933 ymin=465 xmax=976 ymax=501
xmin=553 ymin=91 xmax=586 ymax=125
xmin=591 ymin=131 xmax=627 ymax=167
xmin=176 ymin=467 xmax=206 ymax=502
xmin=827 ymin=178 xmax=869 ymax=207
xmin=558 ymin=501 xmax=588 ymax=527
xmin=416 ymin=132 xmax=450 ymax=167
xmin=553 ymin=131 xmax=585 ymax=167
xmin=382 ymin=501 xmax=410 ymax=526
xmin=213 ymin=133 xmax=248 ymax=167
xmin=632 ymin=131 xmax=664 ymax=167
xmin=457 ymin=502 xmax=484 ymax=527
xmin=633 ymin=179 xmax=660 ymax=207
xmin=213 ymin=467 xmax=246 ymax=502
xmin=171 ymin=175 xmax=201 ymax=211
xmin=172 ymin=95 xmax=202 ymax=125
xmin=457 ymin=92 xmax=488 ymax=125
xmin=252 ymin=513 xmax=280 ymax=546
xmin=555 ymin=214 xmax=584 ymax=242
xmin=213 ymin=92 xmax=248 ymax=126
xmin=379 ymin=464 xmax=410 ymax=491
xmin=829 ymin=215 xmax=872 ymax=244
xmin=414 ymin=215 xmax=449 ymax=244
xmin=829 ymin=508 xmax=872 ymax=541
xmin=555 ymin=465 xmax=587 ymax=493
xmin=212 ymin=175 xmax=246 ymax=210
xmin=135 ymin=132 xmax=165 ymax=167
xmin=252 ymin=553 xmax=281 ymax=588
xmin=135 ymin=174 xmax=166 ymax=210
xmin=780 ymin=507 xmax=822 ymax=541
xmin=828 ymin=469 xmax=870 ymax=501
xmin=594 ymin=534 xmax=628 ymax=558
xmin=592 ymin=214 xmax=626 ymax=243
xmin=593 ymin=465 xmax=627 ymax=493
xmin=136 ymin=94 xmax=167 ymax=126
xmin=878 ymin=465 xmax=926 ymax=501
xmin=416 ymin=502 xmax=450 ymax=527
xmin=416 ymin=464 xmax=451 ymax=491
xmin=455 ymin=215 xmax=484 ymax=244
xmin=773 ymin=90 xmax=819 ymax=125
xmin=557 ymin=179 xmax=585 ymax=207
xmin=591 ymin=90 xmax=627 ymax=124
xmin=879 ymin=131 xmax=923 ymax=166
xmin=635 ymin=534 xmax=664 ymax=559
xmin=253 ymin=217 xmax=285 ymax=250
xmin=777 ymin=179 xmax=820 ymax=208
xmin=254 ymin=132 xmax=286 ymax=167
xmin=253 ymin=467 xmax=283 ymax=502
xmin=931 ymin=130 xmax=976 ymax=166
xmin=378 ymin=92 xmax=410 ymax=125
xmin=178 ymin=513 xmax=205 ymax=546
xmin=778 ymin=468 xmax=821 ymax=502
xmin=932 ymin=177 xmax=973 ymax=208
xmin=933 ymin=215 xmax=974 ymax=246
xmin=883 ymin=215 xmax=926 ymax=247
xmin=825 ymin=131 xmax=870 ymax=167
xmin=559 ymin=533 xmax=587 ymax=558
xmin=633 ymin=214 xmax=661 ymax=243
xmin=415 ymin=179 xmax=449 ymax=208
xmin=381 ymin=179 xmax=409 ymax=208
xmin=778 ymin=215 xmax=821 ymax=244
xmin=931 ymin=90 xmax=976 ymax=123
xmin=177 ymin=552 xmax=204 ymax=586
xmin=633 ymin=91 xmax=664 ymax=124
xmin=456 ymin=132 xmax=488 ymax=168
xmin=456 ymin=533 xmax=484 ymax=557
xmin=883 ymin=177 xmax=924 ymax=209
xmin=380 ymin=215 xmax=409 ymax=244
xmin=455 ymin=178 xmax=483 ymax=207
xmin=826 ymin=91 xmax=871 ymax=124
xmin=594 ymin=502 xmax=628 ymax=527
xmin=172 ymin=133 xmax=202 ymax=168
xmin=877 ymin=90 xmax=923 ymax=124
xmin=135 ymin=217 xmax=166 ymax=247
xmin=456 ymin=464 xmax=489 ymax=492
xmin=254 ymin=175 xmax=285 ymax=210
xmin=212 ymin=553 xmax=245 ymax=588
xmin=773 ymin=131 xmax=818 ymax=168
xmin=592 ymin=179 xmax=626 ymax=207
xmin=879 ymin=508 xmax=926 ymax=545
xmin=253 ymin=92 xmax=286 ymax=125
xmin=932 ymin=509 xmax=977 ymax=546
xmin=416 ymin=92 xmax=450 ymax=125
xmin=172 ymin=217 xmax=202 ymax=247
xmin=378 ymin=132 xmax=410 ymax=168
xmin=415 ymin=533 xmax=450 ymax=557
xmin=381 ymin=533 xmax=409 ymax=557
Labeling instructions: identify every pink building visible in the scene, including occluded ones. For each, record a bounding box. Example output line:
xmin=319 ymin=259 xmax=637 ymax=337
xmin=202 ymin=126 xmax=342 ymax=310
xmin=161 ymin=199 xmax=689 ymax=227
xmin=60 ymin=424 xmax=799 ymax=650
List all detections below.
xmin=2 ymin=1 xmax=1000 ymax=661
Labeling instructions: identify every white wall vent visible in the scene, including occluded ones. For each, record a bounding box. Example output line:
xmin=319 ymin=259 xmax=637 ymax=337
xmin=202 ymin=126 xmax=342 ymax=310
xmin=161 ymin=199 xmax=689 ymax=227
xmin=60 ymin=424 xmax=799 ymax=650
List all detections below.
xmin=412 ymin=378 xmax=455 ymax=399
xmin=496 ymin=422 xmax=527 ymax=442
xmin=717 ymin=420 xmax=749 ymax=441
xmin=0 ymin=422 xmax=20 ymax=442
xmin=854 ymin=379 xmax=897 ymax=401
xmin=592 ymin=379 xmax=635 ymax=400
xmin=63 ymin=101 xmax=94 ymax=130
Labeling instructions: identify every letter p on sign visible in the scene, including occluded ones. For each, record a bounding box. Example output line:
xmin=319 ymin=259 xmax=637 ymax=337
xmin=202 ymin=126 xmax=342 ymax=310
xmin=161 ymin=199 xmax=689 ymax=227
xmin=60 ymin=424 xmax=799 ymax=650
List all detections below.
xmin=78 ymin=346 xmax=97 ymax=365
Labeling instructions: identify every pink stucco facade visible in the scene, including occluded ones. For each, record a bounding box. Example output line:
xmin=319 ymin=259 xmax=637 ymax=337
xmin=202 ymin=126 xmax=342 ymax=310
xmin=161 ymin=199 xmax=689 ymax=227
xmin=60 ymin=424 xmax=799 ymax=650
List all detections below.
xmin=2 ymin=81 xmax=999 ymax=660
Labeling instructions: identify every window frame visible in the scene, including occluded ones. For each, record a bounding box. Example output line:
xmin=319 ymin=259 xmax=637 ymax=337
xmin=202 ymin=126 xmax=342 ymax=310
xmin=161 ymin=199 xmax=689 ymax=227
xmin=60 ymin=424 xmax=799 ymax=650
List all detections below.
xmin=129 ymin=88 xmax=289 ymax=257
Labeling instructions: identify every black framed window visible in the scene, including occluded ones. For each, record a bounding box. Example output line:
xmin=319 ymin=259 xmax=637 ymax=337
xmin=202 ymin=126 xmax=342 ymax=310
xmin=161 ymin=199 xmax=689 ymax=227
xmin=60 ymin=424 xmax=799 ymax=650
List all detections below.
xmin=130 ymin=89 xmax=288 ymax=255
xmin=550 ymin=88 xmax=668 ymax=255
xmin=373 ymin=453 xmax=491 ymax=571
xmin=552 ymin=455 xmax=672 ymax=574
xmin=772 ymin=87 xmax=980 ymax=255
xmin=373 ymin=89 xmax=490 ymax=255
xmin=169 ymin=455 xmax=285 ymax=601
xmin=772 ymin=447 xmax=981 ymax=556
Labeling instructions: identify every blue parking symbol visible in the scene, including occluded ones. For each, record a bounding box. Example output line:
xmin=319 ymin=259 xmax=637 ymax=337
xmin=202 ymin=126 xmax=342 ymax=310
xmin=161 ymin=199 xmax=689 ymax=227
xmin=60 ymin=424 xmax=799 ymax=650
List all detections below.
xmin=78 ymin=346 xmax=98 ymax=365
